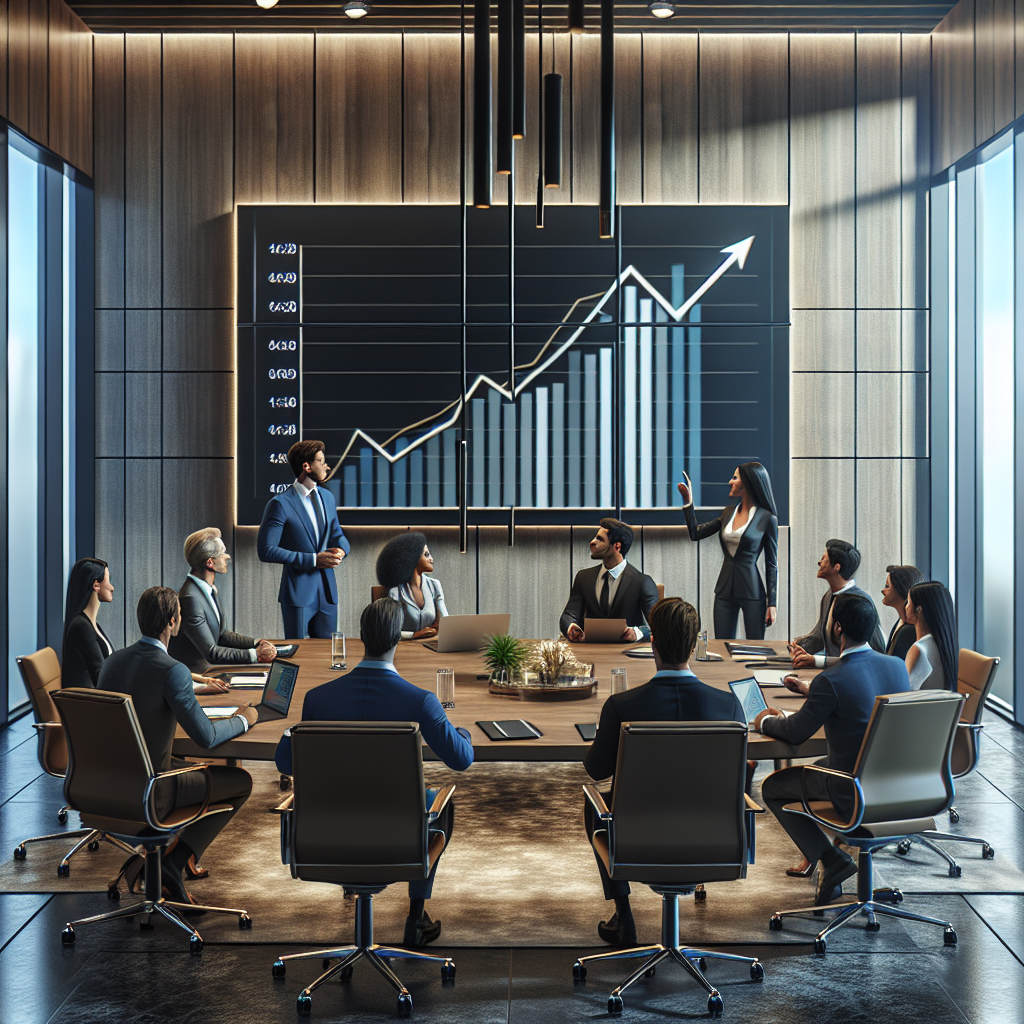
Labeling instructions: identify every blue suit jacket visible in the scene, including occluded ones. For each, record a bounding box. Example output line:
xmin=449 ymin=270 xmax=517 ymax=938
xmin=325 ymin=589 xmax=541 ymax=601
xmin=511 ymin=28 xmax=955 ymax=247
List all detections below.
xmin=257 ymin=485 xmax=350 ymax=609
xmin=274 ymin=663 xmax=475 ymax=776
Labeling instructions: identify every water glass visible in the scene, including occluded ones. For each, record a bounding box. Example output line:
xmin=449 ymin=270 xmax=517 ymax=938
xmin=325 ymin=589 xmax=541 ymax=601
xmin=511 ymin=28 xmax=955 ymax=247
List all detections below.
xmin=436 ymin=668 xmax=456 ymax=709
xmin=331 ymin=632 xmax=347 ymax=670
xmin=610 ymin=667 xmax=628 ymax=695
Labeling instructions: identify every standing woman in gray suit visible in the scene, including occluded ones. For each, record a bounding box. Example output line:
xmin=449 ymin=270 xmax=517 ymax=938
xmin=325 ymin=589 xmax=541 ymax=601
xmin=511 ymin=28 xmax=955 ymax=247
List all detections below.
xmin=376 ymin=532 xmax=449 ymax=639
xmin=677 ymin=462 xmax=779 ymax=640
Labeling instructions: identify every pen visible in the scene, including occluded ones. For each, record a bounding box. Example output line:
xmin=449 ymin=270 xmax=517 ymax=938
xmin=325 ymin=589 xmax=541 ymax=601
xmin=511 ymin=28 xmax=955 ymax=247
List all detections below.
xmin=492 ymin=722 xmax=509 ymax=737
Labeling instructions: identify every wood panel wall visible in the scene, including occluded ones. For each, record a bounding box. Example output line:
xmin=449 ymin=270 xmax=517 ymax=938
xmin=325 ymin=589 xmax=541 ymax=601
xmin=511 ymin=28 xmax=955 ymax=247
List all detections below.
xmin=2 ymin=0 xmax=93 ymax=173
xmin=93 ymin=30 xmax=930 ymax=650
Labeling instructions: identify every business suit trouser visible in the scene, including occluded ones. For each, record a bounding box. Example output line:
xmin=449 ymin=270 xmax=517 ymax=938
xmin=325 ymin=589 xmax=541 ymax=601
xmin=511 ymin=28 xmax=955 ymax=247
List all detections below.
xmin=160 ymin=763 xmax=254 ymax=861
xmin=410 ymin=792 xmax=454 ymax=901
xmin=584 ymin=792 xmax=629 ymax=899
xmin=761 ymin=759 xmax=852 ymax=864
xmin=713 ymin=596 xmax=767 ymax=640
xmin=281 ymin=604 xmax=336 ymax=640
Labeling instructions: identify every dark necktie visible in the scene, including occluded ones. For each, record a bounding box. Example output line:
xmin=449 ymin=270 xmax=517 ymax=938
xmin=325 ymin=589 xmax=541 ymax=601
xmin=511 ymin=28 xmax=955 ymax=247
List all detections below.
xmin=210 ymin=585 xmax=222 ymax=624
xmin=313 ymin=489 xmax=326 ymax=547
xmin=600 ymin=571 xmax=611 ymax=617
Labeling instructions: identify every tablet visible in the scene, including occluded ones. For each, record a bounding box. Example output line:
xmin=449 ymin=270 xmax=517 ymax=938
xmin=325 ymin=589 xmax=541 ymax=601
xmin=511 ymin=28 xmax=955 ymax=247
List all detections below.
xmin=575 ymin=722 xmax=598 ymax=742
xmin=476 ymin=720 xmax=543 ymax=741
xmin=728 ymin=677 xmax=770 ymax=728
xmin=582 ymin=618 xmax=628 ymax=643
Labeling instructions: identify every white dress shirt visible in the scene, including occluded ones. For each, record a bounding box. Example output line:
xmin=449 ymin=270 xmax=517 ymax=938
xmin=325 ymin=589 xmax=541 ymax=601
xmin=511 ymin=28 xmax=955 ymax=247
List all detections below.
xmin=594 ymin=559 xmax=642 ymax=639
xmin=813 ymin=579 xmax=858 ymax=669
xmin=721 ymin=505 xmax=757 ymax=558
xmin=292 ymin=477 xmax=326 ymax=549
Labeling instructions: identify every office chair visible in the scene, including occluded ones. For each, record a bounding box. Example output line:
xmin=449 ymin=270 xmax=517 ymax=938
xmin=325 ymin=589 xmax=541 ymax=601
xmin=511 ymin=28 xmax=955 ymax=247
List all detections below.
xmin=371 ymin=585 xmax=388 ymax=602
xmin=271 ymin=722 xmax=456 ymax=1017
xmin=572 ymin=721 xmax=765 ymax=1017
xmin=894 ymin=650 xmax=999 ymax=875
xmin=52 ymin=688 xmax=252 ymax=953
xmin=12 ymin=650 xmax=136 ymax=874
xmin=769 ymin=689 xmax=965 ymax=953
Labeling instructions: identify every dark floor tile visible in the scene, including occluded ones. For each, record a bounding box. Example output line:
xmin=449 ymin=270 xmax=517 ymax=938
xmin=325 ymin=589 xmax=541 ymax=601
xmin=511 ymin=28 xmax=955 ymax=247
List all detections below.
xmin=50 ymin=946 xmax=511 ymax=1024
xmin=0 ymin=894 xmax=51 ymax=952
xmin=982 ymin=717 xmax=1024 ymax=764
xmin=0 ymin=715 xmax=34 ymax=757
xmin=965 ymin=895 xmax=1024 ymax=965
xmin=977 ymin=761 xmax=1024 ymax=814
xmin=0 ymin=743 xmax=45 ymax=804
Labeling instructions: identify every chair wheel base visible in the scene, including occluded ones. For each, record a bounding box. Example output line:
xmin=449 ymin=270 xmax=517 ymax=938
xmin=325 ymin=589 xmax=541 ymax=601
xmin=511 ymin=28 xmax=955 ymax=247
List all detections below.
xmin=572 ymin=962 xmax=586 ymax=980
xmin=608 ymin=994 xmax=623 ymax=1014
xmin=13 ymin=845 xmax=26 ymax=860
xmin=57 ymin=809 xmax=68 ymax=825
xmin=896 ymin=839 xmax=912 ymax=855
xmin=441 ymin=961 xmax=455 ymax=982
xmin=644 ymin=966 xmax=656 ymax=978
xmin=948 ymin=808 xmax=960 ymax=824
xmin=768 ymin=915 xmax=783 ymax=931
xmin=750 ymin=961 xmax=764 ymax=981
xmin=189 ymin=935 xmax=203 ymax=955
xmin=866 ymin=920 xmax=881 ymax=932
xmin=61 ymin=925 xmax=75 ymax=946
xmin=340 ymin=964 xmax=353 ymax=981
xmin=397 ymin=993 xmax=413 ymax=1017
xmin=239 ymin=914 xmax=252 ymax=930
xmin=944 ymin=927 xmax=957 ymax=946
xmin=694 ymin=885 xmax=707 ymax=903
xmin=57 ymin=863 xmax=70 ymax=878
xmin=296 ymin=992 xmax=312 ymax=1016
xmin=813 ymin=937 xmax=827 ymax=955
xmin=697 ymin=957 xmax=707 ymax=971
xmin=948 ymin=863 xmax=962 ymax=878
xmin=983 ymin=845 xmax=995 ymax=859
xmin=87 ymin=841 xmax=100 ymax=852
xmin=272 ymin=960 xmax=286 ymax=979
xmin=708 ymin=992 xmax=724 ymax=1016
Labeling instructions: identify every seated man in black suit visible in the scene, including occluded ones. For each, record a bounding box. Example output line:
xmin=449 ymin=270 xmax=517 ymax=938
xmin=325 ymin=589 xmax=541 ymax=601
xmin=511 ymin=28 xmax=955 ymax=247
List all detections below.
xmin=583 ymin=597 xmax=745 ymax=945
xmin=98 ymin=587 xmax=257 ymax=908
xmin=756 ymin=591 xmax=910 ymax=904
xmin=560 ymin=518 xmax=660 ymax=643
xmin=275 ymin=598 xmax=474 ymax=947
xmin=789 ymin=538 xmax=885 ymax=668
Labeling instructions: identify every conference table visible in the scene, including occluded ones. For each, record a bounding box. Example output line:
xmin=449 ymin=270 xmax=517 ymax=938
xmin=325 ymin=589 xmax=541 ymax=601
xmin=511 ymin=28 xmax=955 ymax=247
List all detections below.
xmin=174 ymin=638 xmax=826 ymax=764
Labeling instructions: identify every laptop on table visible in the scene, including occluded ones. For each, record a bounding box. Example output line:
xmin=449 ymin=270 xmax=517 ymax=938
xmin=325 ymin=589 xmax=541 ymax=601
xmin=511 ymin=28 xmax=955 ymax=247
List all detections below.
xmin=203 ymin=659 xmax=300 ymax=724
xmin=728 ymin=677 xmax=771 ymax=731
xmin=421 ymin=613 xmax=511 ymax=653
xmin=581 ymin=618 xmax=628 ymax=643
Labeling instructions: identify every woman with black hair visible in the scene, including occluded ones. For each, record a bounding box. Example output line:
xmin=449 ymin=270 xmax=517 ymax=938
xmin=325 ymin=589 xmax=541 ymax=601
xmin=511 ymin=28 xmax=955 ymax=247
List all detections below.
xmin=61 ymin=558 xmax=116 ymax=688
xmin=905 ymin=581 xmax=959 ymax=691
xmin=376 ymin=532 xmax=449 ymax=639
xmin=881 ymin=564 xmax=926 ymax=660
xmin=677 ymin=462 xmax=779 ymax=640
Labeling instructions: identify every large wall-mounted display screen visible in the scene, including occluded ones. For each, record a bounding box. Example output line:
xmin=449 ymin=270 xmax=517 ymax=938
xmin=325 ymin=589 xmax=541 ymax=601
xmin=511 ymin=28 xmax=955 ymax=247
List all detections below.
xmin=236 ymin=205 xmax=789 ymax=527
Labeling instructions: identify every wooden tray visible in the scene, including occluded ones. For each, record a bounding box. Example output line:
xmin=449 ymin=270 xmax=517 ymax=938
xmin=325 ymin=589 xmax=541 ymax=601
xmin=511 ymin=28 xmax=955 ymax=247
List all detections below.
xmin=488 ymin=677 xmax=598 ymax=701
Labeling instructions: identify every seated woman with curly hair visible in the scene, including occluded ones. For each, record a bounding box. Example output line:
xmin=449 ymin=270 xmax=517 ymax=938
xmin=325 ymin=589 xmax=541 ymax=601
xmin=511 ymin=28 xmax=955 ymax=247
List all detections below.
xmin=376 ymin=532 xmax=449 ymax=639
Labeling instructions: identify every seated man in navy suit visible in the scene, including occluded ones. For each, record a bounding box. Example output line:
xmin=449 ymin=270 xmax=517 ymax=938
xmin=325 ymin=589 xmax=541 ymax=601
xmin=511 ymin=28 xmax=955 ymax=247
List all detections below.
xmin=583 ymin=597 xmax=745 ymax=946
xmin=275 ymin=598 xmax=474 ymax=947
xmin=756 ymin=591 xmax=910 ymax=904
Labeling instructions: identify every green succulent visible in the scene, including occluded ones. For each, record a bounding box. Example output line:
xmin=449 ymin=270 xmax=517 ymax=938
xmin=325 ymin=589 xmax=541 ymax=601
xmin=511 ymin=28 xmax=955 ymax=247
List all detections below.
xmin=481 ymin=633 xmax=530 ymax=678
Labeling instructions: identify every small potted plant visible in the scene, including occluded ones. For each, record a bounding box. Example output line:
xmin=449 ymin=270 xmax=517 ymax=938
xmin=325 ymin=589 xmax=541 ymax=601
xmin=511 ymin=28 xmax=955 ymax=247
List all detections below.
xmin=481 ymin=633 xmax=530 ymax=686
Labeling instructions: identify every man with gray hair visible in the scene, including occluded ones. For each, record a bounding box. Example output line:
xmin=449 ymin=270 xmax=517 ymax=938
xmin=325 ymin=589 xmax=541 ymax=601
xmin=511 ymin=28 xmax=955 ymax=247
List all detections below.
xmin=168 ymin=527 xmax=277 ymax=674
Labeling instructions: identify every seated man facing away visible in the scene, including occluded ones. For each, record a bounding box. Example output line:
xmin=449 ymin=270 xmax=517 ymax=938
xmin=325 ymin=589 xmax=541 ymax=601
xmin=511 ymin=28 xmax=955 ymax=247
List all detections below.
xmin=275 ymin=597 xmax=474 ymax=947
xmin=169 ymin=527 xmax=278 ymax=675
xmin=582 ymin=597 xmax=745 ymax=946
xmin=98 ymin=587 xmax=257 ymax=908
xmin=560 ymin=518 xmax=660 ymax=643
xmin=756 ymin=591 xmax=910 ymax=904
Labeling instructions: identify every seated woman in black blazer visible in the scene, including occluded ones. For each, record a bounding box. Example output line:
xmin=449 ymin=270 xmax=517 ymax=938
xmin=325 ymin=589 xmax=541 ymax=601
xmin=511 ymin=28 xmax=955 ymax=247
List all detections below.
xmin=61 ymin=558 xmax=116 ymax=688
xmin=881 ymin=563 xmax=925 ymax=660
xmin=677 ymin=462 xmax=779 ymax=640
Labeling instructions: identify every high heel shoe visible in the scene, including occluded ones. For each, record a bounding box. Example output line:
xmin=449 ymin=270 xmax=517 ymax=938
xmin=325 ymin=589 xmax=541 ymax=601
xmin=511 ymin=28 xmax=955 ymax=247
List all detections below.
xmin=184 ymin=854 xmax=209 ymax=880
xmin=108 ymin=851 xmax=145 ymax=896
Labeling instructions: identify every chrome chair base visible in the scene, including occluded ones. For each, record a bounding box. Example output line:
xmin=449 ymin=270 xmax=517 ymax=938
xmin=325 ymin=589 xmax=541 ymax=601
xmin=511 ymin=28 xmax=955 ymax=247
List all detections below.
xmin=895 ymin=832 xmax=995 ymax=878
xmin=14 ymin=828 xmax=136 ymax=875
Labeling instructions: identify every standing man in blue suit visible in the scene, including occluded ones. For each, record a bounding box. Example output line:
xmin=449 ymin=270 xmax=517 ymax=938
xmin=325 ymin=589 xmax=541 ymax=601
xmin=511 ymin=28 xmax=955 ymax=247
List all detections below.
xmin=276 ymin=598 xmax=474 ymax=947
xmin=258 ymin=439 xmax=350 ymax=639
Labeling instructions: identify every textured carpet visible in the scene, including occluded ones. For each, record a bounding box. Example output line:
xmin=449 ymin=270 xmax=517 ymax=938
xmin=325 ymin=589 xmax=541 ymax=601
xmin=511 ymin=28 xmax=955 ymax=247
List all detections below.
xmin=4 ymin=761 xmax=1019 ymax=949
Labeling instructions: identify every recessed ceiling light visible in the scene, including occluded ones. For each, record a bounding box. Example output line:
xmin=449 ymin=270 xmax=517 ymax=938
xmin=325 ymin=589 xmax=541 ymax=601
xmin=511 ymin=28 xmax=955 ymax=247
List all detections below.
xmin=344 ymin=1 xmax=370 ymax=18
xmin=255 ymin=0 xmax=279 ymax=10
xmin=649 ymin=1 xmax=676 ymax=18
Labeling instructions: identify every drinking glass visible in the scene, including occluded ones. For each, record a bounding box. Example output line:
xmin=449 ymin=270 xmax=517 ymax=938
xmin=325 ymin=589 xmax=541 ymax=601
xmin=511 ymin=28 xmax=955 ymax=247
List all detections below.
xmin=610 ymin=667 xmax=628 ymax=695
xmin=436 ymin=668 xmax=456 ymax=709
xmin=331 ymin=632 xmax=347 ymax=670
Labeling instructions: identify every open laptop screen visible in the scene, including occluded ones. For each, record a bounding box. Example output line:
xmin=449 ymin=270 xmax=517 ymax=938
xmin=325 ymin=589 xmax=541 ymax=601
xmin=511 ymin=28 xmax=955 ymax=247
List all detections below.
xmin=728 ymin=677 xmax=769 ymax=726
xmin=263 ymin=660 xmax=299 ymax=715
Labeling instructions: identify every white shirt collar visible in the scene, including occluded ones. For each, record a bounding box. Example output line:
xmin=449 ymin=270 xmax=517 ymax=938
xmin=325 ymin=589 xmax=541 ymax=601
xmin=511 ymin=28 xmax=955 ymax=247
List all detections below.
xmin=358 ymin=659 xmax=399 ymax=673
xmin=188 ymin=573 xmax=216 ymax=600
xmin=603 ymin=559 xmax=628 ymax=580
xmin=839 ymin=642 xmax=871 ymax=658
xmin=293 ymin=477 xmax=318 ymax=499
xmin=139 ymin=635 xmax=167 ymax=654
xmin=835 ymin=579 xmax=856 ymax=595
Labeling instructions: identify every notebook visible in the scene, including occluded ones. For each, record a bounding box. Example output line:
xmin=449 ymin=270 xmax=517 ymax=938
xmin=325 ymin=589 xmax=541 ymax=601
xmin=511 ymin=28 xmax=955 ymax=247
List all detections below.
xmin=476 ymin=719 xmax=543 ymax=741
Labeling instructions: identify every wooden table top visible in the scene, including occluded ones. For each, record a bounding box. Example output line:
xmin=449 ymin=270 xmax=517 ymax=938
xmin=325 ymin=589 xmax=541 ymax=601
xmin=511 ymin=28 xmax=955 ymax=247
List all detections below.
xmin=174 ymin=638 xmax=825 ymax=763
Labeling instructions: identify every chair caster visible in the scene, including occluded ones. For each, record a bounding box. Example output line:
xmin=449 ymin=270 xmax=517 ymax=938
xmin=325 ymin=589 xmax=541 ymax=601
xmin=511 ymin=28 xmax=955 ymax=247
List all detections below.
xmin=896 ymin=839 xmax=912 ymax=855
xmin=866 ymin=920 xmax=881 ymax=932
xmin=397 ymin=992 xmax=413 ymax=1017
xmin=61 ymin=925 xmax=75 ymax=946
xmin=813 ymin=937 xmax=827 ymax=955
xmin=58 ymin=809 xmax=68 ymax=825
xmin=944 ymin=927 xmax=957 ymax=946
xmin=280 ymin=775 xmax=293 ymax=791
xmin=272 ymin=960 xmax=286 ymax=979
xmin=983 ymin=844 xmax=995 ymax=859
xmin=88 ymin=841 xmax=100 ymax=852
xmin=812 ymin=909 xmax=825 ymax=918
xmin=697 ymin=957 xmax=707 ymax=970
xmin=13 ymin=845 xmax=26 ymax=860
xmin=768 ymin=915 xmax=783 ymax=931
xmin=441 ymin=960 xmax=455 ymax=982
xmin=57 ymin=862 xmax=70 ymax=877
xmin=948 ymin=808 xmax=960 ymax=824
xmin=297 ymin=992 xmax=312 ymax=1016
xmin=750 ymin=961 xmax=764 ymax=981
xmin=948 ymin=863 xmax=962 ymax=878
xmin=694 ymin=885 xmax=707 ymax=903
xmin=139 ymin=915 xmax=154 ymax=930
xmin=572 ymin=962 xmax=586 ymax=980
xmin=189 ymin=934 xmax=204 ymax=955
xmin=644 ymin=966 xmax=656 ymax=978
xmin=708 ymin=992 xmax=724 ymax=1017
xmin=608 ymin=994 xmax=624 ymax=1014
xmin=238 ymin=914 xmax=252 ymax=929
xmin=107 ymin=887 xmax=120 ymax=902
xmin=340 ymin=965 xmax=353 ymax=981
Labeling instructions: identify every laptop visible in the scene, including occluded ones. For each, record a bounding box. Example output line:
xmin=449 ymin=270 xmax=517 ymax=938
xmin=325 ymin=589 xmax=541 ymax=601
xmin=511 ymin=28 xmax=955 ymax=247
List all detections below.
xmin=421 ymin=613 xmax=512 ymax=653
xmin=203 ymin=659 xmax=300 ymax=724
xmin=582 ymin=617 xmax=628 ymax=643
xmin=728 ymin=677 xmax=770 ymax=730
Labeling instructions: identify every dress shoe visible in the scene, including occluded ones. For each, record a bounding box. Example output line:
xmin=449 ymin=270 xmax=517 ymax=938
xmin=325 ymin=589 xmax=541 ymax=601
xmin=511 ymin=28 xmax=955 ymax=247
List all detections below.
xmin=597 ymin=912 xmax=637 ymax=946
xmin=184 ymin=854 xmax=209 ymax=880
xmin=785 ymin=858 xmax=815 ymax=878
xmin=815 ymin=854 xmax=857 ymax=905
xmin=403 ymin=911 xmax=441 ymax=947
xmin=161 ymin=867 xmax=206 ymax=916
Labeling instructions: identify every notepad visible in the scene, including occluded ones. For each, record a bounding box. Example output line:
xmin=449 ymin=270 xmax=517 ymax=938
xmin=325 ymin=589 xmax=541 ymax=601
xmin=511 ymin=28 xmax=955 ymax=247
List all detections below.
xmin=202 ymin=707 xmax=238 ymax=720
xmin=476 ymin=720 xmax=543 ymax=741
xmin=752 ymin=671 xmax=789 ymax=687
xmin=219 ymin=674 xmax=267 ymax=689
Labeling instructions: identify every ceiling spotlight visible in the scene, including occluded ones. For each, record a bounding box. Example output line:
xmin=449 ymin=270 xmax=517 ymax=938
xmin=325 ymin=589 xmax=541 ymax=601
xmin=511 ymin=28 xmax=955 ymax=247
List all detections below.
xmin=343 ymin=1 xmax=370 ymax=17
xmin=648 ymin=1 xmax=676 ymax=18
xmin=255 ymin=0 xmax=279 ymax=9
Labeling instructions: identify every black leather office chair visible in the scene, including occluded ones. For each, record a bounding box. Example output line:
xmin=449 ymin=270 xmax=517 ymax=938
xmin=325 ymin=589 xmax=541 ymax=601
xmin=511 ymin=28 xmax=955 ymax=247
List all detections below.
xmin=271 ymin=721 xmax=456 ymax=1018
xmin=573 ymin=721 xmax=765 ymax=1017
xmin=769 ymin=689 xmax=965 ymax=952
xmin=52 ymin=688 xmax=252 ymax=953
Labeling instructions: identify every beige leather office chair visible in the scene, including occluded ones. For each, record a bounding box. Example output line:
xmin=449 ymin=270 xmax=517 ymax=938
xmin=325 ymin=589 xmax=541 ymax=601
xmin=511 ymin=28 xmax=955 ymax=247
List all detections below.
xmin=656 ymin=584 xmax=665 ymax=601
xmin=573 ymin=721 xmax=765 ymax=1017
xmin=894 ymin=649 xmax=999 ymax=875
xmin=272 ymin=722 xmax=455 ymax=1018
xmin=52 ymin=688 xmax=251 ymax=953
xmin=769 ymin=689 xmax=965 ymax=953
xmin=371 ymin=585 xmax=388 ymax=602
xmin=12 ymin=650 xmax=135 ymax=874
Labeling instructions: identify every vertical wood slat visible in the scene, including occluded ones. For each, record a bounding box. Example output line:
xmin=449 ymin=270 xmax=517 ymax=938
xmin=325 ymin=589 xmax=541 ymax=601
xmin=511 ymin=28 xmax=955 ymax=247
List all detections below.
xmin=570 ymin=31 xmax=600 ymax=205
xmin=47 ymin=0 xmax=92 ymax=174
xmin=790 ymin=373 xmax=855 ymax=457
xmin=931 ymin=0 xmax=976 ymax=173
xmin=856 ymin=459 xmax=902 ymax=622
xmin=125 ymin=308 xmax=160 ymax=371
xmin=404 ymin=33 xmax=462 ymax=204
xmin=163 ymin=309 xmax=234 ymax=371
xmin=790 ymin=34 xmax=856 ymax=309
xmin=856 ymin=34 xmax=902 ymax=310
xmin=614 ymin=33 xmax=642 ymax=205
xmin=513 ymin=30 xmax=540 ymax=205
xmin=902 ymin=32 xmax=931 ymax=312
xmin=235 ymin=33 xmax=314 ymax=205
xmin=974 ymin=0 xmax=1015 ymax=147
xmin=162 ymin=374 xmax=234 ymax=457
xmin=95 ymin=459 xmax=127 ymax=648
xmin=0 ymin=0 xmax=9 ymax=120
xmin=125 ymin=459 xmax=164 ymax=630
xmin=1017 ymin=0 xmax=1024 ymax=118
xmin=26 ymin=0 xmax=47 ymax=144
xmin=856 ymin=371 xmax=901 ymax=456
xmin=93 ymin=32 xmax=124 ymax=310
xmin=857 ymin=308 xmax=901 ymax=372
xmin=791 ymin=309 xmax=854 ymax=372
xmin=7 ymin=0 xmax=30 ymax=138
xmin=162 ymin=34 xmax=234 ymax=308
xmin=316 ymin=34 xmax=403 ymax=203
xmin=125 ymin=33 xmax=161 ymax=309
xmin=233 ymin=527 xmax=282 ymax=641
xmin=641 ymin=32 xmax=697 ymax=205
xmin=698 ymin=33 xmax=788 ymax=205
